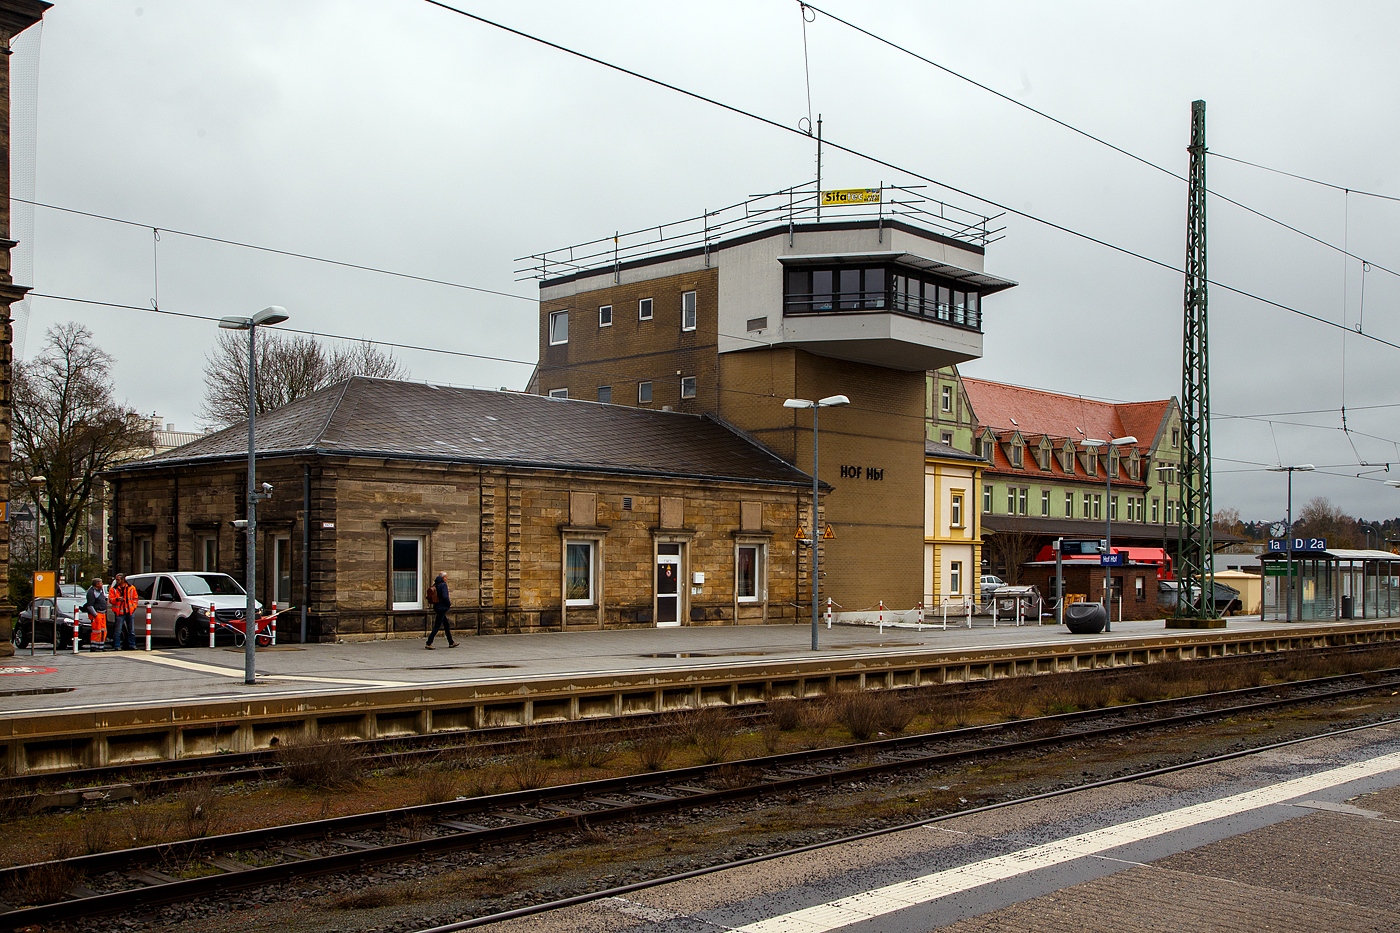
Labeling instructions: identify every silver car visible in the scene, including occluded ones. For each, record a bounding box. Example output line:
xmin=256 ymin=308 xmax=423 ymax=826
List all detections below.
xmin=125 ymin=573 xmax=262 ymax=648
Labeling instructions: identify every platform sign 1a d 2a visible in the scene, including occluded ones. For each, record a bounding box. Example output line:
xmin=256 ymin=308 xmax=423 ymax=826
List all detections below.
xmin=1267 ymin=538 xmax=1327 ymax=553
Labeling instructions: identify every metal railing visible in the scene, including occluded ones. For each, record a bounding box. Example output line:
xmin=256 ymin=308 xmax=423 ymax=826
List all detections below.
xmin=784 ymin=291 xmax=982 ymax=332
xmin=515 ymin=181 xmax=1006 ymax=282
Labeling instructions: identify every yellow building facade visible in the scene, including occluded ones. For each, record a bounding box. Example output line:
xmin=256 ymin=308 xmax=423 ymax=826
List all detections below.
xmin=924 ymin=440 xmax=985 ymax=605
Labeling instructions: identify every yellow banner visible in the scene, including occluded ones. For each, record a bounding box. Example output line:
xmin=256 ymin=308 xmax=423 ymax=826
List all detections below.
xmin=822 ymin=187 xmax=881 ymax=206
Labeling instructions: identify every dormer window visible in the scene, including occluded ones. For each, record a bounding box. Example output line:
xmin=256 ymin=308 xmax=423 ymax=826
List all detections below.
xmin=981 ymin=437 xmax=994 ymax=461
xmin=1083 ymin=447 xmax=1097 ymax=476
xmin=1062 ymin=444 xmax=1075 ymax=474
xmin=1109 ymin=447 xmax=1119 ymax=477
xmin=1011 ymin=442 xmax=1023 ymax=467
xmin=1129 ymin=449 xmax=1141 ymax=481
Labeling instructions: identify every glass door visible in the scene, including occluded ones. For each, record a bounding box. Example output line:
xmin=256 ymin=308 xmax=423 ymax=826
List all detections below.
xmin=656 ymin=544 xmax=680 ymax=627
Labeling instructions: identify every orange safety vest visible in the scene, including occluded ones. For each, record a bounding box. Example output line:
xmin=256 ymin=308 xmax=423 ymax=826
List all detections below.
xmin=109 ymin=583 xmax=138 ymax=616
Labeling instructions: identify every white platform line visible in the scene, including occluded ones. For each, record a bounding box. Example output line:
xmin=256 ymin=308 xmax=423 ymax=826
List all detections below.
xmin=728 ymin=749 xmax=1400 ymax=933
xmin=119 ymin=652 xmax=410 ymax=687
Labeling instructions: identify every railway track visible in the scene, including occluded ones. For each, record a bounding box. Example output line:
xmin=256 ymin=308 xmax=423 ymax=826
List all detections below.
xmin=3 ymin=667 xmax=1399 ymax=929
xmin=6 ymin=642 xmax=1397 ymax=809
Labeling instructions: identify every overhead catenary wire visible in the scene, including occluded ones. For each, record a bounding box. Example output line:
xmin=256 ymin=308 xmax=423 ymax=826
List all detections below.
xmin=1208 ymin=151 xmax=1400 ymax=203
xmin=419 ymin=1 xmax=1400 ymax=355
xmin=797 ymin=2 xmax=1400 ymax=282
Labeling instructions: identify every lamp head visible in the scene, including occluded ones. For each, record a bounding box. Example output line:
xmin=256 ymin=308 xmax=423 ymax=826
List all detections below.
xmin=251 ymin=306 xmax=289 ymax=327
xmin=219 ymin=316 xmax=251 ymax=330
xmin=783 ymin=398 xmax=813 ymax=409
xmin=817 ymin=394 xmax=850 ymax=407
xmin=1112 ymin=435 xmax=1138 ymax=446
xmin=28 ymin=475 xmax=45 ymax=486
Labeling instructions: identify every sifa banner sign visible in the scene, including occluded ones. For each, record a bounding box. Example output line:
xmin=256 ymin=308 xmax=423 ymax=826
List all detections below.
xmin=821 ymin=187 xmax=881 ymax=206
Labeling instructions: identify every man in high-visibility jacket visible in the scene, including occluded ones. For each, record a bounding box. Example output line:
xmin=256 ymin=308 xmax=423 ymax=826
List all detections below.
xmin=108 ymin=573 xmax=139 ymax=650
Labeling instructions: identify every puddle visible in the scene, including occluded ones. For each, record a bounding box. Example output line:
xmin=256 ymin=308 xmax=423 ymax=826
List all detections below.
xmin=0 ymin=687 xmax=74 ymax=697
xmin=477 ymin=664 xmax=520 ymax=669
xmin=640 ymin=652 xmax=715 ymax=658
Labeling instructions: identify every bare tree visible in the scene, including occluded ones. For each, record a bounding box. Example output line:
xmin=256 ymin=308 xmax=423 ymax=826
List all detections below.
xmin=983 ymin=529 xmax=1038 ymax=585
xmin=198 ymin=332 xmax=407 ymax=428
xmin=12 ymin=323 xmax=146 ymax=578
xmin=1292 ymin=497 xmax=1357 ymax=548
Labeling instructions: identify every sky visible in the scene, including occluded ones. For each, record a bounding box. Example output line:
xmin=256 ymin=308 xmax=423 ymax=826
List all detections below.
xmin=14 ymin=0 xmax=1400 ymax=523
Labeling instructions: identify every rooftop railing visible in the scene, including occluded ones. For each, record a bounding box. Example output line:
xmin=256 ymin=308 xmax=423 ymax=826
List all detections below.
xmin=516 ymin=180 xmax=1006 ymax=283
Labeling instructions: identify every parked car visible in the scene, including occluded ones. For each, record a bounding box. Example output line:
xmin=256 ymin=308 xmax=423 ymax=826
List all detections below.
xmin=980 ymin=574 xmax=1006 ymax=595
xmin=12 ymin=596 xmax=93 ymax=650
xmin=125 ymin=572 xmax=262 ymax=648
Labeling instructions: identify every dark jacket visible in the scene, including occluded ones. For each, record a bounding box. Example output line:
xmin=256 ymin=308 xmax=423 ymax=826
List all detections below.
xmin=84 ymin=584 xmax=109 ymax=615
xmin=434 ymin=578 xmax=451 ymax=610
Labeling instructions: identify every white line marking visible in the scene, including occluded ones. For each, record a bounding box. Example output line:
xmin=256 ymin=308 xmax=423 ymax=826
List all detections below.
xmin=120 ymin=653 xmax=410 ymax=687
xmin=728 ymin=749 xmax=1400 ymax=933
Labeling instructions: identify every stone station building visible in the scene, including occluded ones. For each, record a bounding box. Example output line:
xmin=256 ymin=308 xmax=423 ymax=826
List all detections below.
xmin=107 ymin=378 xmax=815 ymax=642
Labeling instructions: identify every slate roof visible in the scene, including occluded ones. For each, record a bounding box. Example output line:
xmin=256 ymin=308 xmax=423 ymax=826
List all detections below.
xmin=114 ymin=378 xmax=814 ymax=487
xmin=924 ymin=439 xmax=986 ymax=463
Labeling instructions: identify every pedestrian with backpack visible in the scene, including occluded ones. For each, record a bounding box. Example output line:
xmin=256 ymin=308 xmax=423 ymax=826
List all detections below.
xmin=425 ymin=572 xmax=457 ymax=649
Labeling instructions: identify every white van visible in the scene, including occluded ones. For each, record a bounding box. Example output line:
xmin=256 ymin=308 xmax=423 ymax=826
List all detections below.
xmin=125 ymin=573 xmax=263 ymax=648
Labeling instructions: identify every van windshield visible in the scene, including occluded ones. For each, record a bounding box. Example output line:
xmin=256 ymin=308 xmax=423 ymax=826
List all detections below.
xmin=174 ymin=574 xmax=246 ymax=597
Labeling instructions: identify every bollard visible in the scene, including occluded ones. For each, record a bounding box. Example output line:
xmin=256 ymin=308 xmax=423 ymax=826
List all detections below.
xmin=145 ymin=605 xmax=153 ymax=651
xmin=209 ymin=603 xmax=216 ymax=648
xmin=825 ymin=597 xmax=832 ymax=630
xmin=966 ymin=595 xmax=972 ymax=629
xmin=72 ymin=621 xmax=79 ymax=655
xmin=942 ymin=598 xmax=948 ymax=630
xmin=915 ymin=601 xmax=923 ymax=632
xmin=270 ymin=602 xmax=277 ymax=646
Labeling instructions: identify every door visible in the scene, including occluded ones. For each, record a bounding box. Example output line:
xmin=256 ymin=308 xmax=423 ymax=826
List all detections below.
xmin=656 ymin=544 xmax=681 ymax=627
xmin=152 ymin=574 xmax=181 ymax=638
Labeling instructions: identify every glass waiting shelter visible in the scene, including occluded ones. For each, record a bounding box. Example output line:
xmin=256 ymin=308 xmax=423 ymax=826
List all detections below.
xmin=1261 ymin=548 xmax=1400 ymax=621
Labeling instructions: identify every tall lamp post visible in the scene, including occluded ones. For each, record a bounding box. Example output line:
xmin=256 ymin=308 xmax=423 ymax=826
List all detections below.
xmin=218 ymin=307 xmax=289 ymax=685
xmin=1270 ymin=464 xmax=1314 ymax=622
xmin=1083 ymin=436 xmax=1136 ymax=632
xmin=783 ymin=394 xmax=850 ymax=650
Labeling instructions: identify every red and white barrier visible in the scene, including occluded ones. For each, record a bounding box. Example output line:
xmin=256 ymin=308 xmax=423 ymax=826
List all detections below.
xmin=145 ymin=606 xmax=153 ymax=651
xmin=209 ymin=603 xmax=216 ymax=648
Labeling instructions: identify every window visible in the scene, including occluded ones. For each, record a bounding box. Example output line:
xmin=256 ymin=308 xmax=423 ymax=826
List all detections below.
xmin=1007 ymin=488 xmax=1016 ymax=514
xmin=1038 ymin=446 xmax=1050 ymax=470
xmin=1136 ymin=498 xmax=1145 ymax=522
xmin=599 ymin=305 xmax=612 ymax=327
xmin=941 ymin=431 xmax=953 ymax=445
xmin=1093 ymin=494 xmax=1102 ymax=520
xmin=983 ymin=484 xmax=993 ymax=513
xmin=1082 ymin=494 xmax=1091 ymax=519
xmin=273 ymin=535 xmax=292 ymax=606
xmin=391 ymin=536 xmax=423 ymax=610
xmin=1018 ymin=488 xmax=1028 ymax=515
xmin=950 ymin=494 xmax=962 ymax=528
xmin=1110 ymin=497 xmax=1118 ymax=521
xmin=1065 ymin=492 xmax=1074 ymax=516
xmin=157 ymin=576 xmax=177 ymax=602
xmin=1085 ymin=450 xmax=1096 ymax=476
xmin=548 ymin=388 xmax=568 ymax=399
xmin=1041 ymin=490 xmax=1050 ymax=516
xmin=1171 ymin=427 xmax=1180 ymax=448
xmin=950 ymin=561 xmax=962 ymax=596
xmin=548 ymin=309 xmax=568 ymax=345
xmin=564 ymin=540 xmax=594 ymax=606
xmin=786 ymin=265 xmax=887 ymax=313
xmin=1109 ymin=448 xmax=1119 ymax=477
xmin=1011 ymin=443 xmax=1023 ymax=467
xmin=1135 ymin=576 xmax=1146 ymax=601
xmin=135 ymin=535 xmax=153 ymax=574
xmin=940 ymin=385 xmax=952 ymax=412
xmin=1062 ymin=447 xmax=1074 ymax=474
xmin=597 ymin=385 xmax=612 ymax=404
xmin=639 ymin=297 xmax=653 ymax=320
xmin=1152 ymin=498 xmax=1160 ymax=523
xmin=638 ymin=381 xmax=653 ymax=404
xmin=736 ymin=543 xmax=765 ymax=602
xmin=1166 ymin=501 xmax=1176 ymax=523
xmin=681 ymin=376 xmax=696 ymax=399
xmin=681 ymin=291 xmax=697 ymax=331
xmin=982 ymin=438 xmax=994 ymax=461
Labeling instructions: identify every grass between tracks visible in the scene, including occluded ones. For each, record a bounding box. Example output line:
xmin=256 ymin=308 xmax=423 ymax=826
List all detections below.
xmin=3 ymin=646 xmax=1400 ymax=909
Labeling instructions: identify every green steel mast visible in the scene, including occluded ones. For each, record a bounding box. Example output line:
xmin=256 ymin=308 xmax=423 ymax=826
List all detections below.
xmin=1175 ymin=99 xmax=1216 ymax=623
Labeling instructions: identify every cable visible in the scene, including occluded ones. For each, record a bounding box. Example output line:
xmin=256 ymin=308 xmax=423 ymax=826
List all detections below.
xmin=1209 ymin=151 xmax=1400 ymax=203
xmin=420 ymin=1 xmax=1400 ymax=356
xmin=798 ymin=2 xmax=1400 ymax=282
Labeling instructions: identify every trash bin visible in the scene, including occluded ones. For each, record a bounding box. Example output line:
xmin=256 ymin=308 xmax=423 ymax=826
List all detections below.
xmin=1064 ymin=601 xmax=1107 ymax=634
xmin=1341 ymin=595 xmax=1353 ymax=619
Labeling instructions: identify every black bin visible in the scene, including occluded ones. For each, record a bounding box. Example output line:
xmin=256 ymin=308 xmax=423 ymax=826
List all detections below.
xmin=1064 ymin=601 xmax=1107 ymax=634
xmin=1341 ymin=595 xmax=1353 ymax=619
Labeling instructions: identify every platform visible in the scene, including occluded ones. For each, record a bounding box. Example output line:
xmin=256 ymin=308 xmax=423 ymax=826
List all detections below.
xmin=2 ymin=616 xmax=1398 ymax=776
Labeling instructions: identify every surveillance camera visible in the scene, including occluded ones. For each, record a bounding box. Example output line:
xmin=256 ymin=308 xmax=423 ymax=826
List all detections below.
xmin=261 ymin=482 xmax=273 ymax=493
xmin=231 ymin=519 xmax=248 ymax=529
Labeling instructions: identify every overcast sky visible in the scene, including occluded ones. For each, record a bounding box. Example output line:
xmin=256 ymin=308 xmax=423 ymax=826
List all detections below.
xmin=15 ymin=1 xmax=1399 ymax=524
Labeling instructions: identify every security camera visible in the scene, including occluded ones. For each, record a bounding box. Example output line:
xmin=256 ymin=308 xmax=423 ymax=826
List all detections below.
xmin=231 ymin=519 xmax=248 ymax=529
xmin=260 ymin=482 xmax=273 ymax=494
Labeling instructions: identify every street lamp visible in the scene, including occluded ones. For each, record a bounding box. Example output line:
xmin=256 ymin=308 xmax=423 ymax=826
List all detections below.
xmin=783 ymin=394 xmax=850 ymax=650
xmin=219 ymin=306 xmax=288 ymax=684
xmin=1271 ymin=464 xmax=1315 ymax=622
xmin=1083 ymin=436 xmax=1136 ymax=631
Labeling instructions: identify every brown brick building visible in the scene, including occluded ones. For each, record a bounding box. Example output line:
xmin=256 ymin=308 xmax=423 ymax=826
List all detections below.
xmin=525 ymin=185 xmax=1016 ymax=618
xmin=108 ymin=378 xmax=814 ymax=642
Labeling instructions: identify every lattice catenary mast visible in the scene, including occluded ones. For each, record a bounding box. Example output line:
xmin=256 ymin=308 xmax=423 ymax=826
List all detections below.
xmin=1175 ymin=99 xmax=1216 ymax=623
